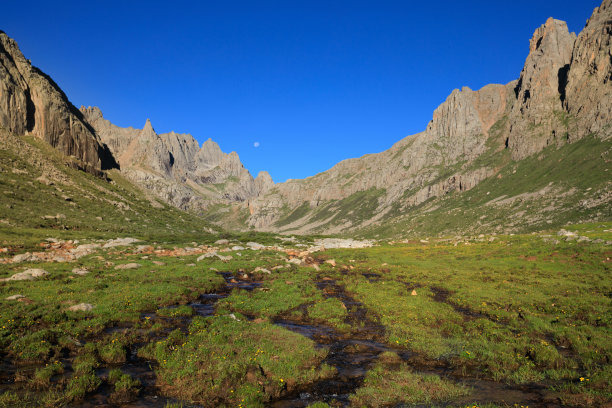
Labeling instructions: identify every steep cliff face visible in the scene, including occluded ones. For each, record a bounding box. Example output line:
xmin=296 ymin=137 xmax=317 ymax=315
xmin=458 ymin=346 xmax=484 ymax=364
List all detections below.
xmin=80 ymin=107 xmax=269 ymax=210
xmin=564 ymin=0 xmax=612 ymax=139
xmin=507 ymin=18 xmax=576 ymax=159
xmin=79 ymin=106 xmax=139 ymax=161
xmin=241 ymin=2 xmax=612 ymax=235
xmin=0 ymin=31 xmax=114 ymax=173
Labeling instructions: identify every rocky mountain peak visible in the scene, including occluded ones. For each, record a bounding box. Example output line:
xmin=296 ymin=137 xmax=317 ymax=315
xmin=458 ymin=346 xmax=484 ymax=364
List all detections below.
xmin=80 ymin=106 xmax=103 ymax=120
xmin=255 ymin=171 xmax=274 ymax=195
xmin=529 ymin=18 xmax=576 ymax=57
xmin=196 ymin=138 xmax=224 ymax=168
xmin=563 ymin=0 xmax=612 ymax=139
xmin=424 ymin=83 xmax=509 ymax=163
xmin=519 ymin=17 xmax=575 ymax=108
xmin=507 ymin=17 xmax=577 ymax=159
xmin=140 ymin=118 xmax=157 ymax=139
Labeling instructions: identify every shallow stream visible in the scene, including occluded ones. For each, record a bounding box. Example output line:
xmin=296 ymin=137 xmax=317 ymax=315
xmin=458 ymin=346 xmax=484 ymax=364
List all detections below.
xmin=7 ymin=271 xmax=560 ymax=407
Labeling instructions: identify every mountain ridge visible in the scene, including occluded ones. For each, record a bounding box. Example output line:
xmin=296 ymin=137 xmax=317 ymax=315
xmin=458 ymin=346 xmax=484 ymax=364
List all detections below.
xmin=79 ymin=106 xmax=274 ymax=212
xmin=233 ymin=4 xmax=612 ymax=235
xmin=0 ymin=1 xmax=610 ymax=238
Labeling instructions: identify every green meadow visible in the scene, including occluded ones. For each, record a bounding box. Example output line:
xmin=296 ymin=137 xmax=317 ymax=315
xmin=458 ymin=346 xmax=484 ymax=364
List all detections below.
xmin=0 ymin=223 xmax=609 ymax=407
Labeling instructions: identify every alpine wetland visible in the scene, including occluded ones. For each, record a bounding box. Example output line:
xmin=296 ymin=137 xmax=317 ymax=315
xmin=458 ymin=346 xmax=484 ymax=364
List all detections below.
xmin=0 ymin=1 xmax=610 ymax=407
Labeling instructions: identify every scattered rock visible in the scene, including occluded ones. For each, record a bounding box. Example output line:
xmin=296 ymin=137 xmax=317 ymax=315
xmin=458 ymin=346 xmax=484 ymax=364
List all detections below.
xmin=557 ymin=229 xmax=578 ymax=238
xmin=253 ymin=267 xmax=271 ymax=274
xmin=52 ymin=254 xmax=73 ymax=262
xmin=197 ymin=251 xmax=232 ymax=262
xmin=186 ymin=263 xmax=196 ymax=267
xmin=5 ymin=294 xmax=25 ymax=300
xmin=68 ymin=303 xmax=94 ymax=312
xmin=70 ymin=243 xmax=101 ymax=259
xmin=288 ymin=258 xmax=302 ymax=265
xmin=36 ymin=175 xmax=53 ymax=185
xmin=325 ymin=259 xmax=337 ymax=267
xmin=103 ymin=237 xmax=141 ymax=248
xmin=2 ymin=268 xmax=48 ymax=281
xmin=231 ymin=245 xmax=245 ymax=251
xmin=197 ymin=252 xmax=217 ymax=261
xmin=411 ymin=289 xmax=418 ymax=296
xmin=11 ymin=252 xmax=40 ymax=263
xmin=134 ymin=245 xmax=154 ymax=253
xmin=311 ymin=238 xmax=374 ymax=250
xmin=72 ymin=268 xmax=90 ymax=276
xmin=114 ymin=263 xmax=140 ymax=270
xmin=246 ymin=242 xmax=265 ymax=250
xmin=152 ymin=261 xmax=165 ymax=266
xmin=215 ymin=239 xmax=230 ymax=245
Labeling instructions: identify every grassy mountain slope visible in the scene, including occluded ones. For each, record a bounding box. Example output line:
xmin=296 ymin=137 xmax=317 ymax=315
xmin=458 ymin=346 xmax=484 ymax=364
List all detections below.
xmin=359 ymin=134 xmax=611 ymax=238
xmin=0 ymin=129 xmax=221 ymax=247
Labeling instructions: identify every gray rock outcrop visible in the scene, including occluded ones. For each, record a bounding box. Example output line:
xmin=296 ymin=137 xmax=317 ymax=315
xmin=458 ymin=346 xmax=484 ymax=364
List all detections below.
xmin=2 ymin=268 xmax=48 ymax=281
xmin=68 ymin=303 xmax=94 ymax=312
xmin=0 ymin=31 xmax=115 ymax=174
xmin=564 ymin=0 xmax=612 ymax=139
xmin=507 ymin=18 xmax=577 ymax=159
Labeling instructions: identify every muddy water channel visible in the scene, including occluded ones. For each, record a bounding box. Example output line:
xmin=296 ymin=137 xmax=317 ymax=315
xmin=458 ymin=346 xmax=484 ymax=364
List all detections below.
xmin=271 ymin=279 xmax=410 ymax=407
xmin=271 ymin=278 xmax=558 ymax=408
xmin=8 ymin=271 xmax=560 ymax=407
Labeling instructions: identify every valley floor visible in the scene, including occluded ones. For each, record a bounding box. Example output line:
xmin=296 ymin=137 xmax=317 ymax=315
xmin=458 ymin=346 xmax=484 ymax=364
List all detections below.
xmin=0 ymin=224 xmax=610 ymax=407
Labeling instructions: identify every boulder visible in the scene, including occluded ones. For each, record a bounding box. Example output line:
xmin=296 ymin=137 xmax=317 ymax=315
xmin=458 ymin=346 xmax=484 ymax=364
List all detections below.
xmin=5 ymin=294 xmax=25 ymax=300
xmin=68 ymin=303 xmax=94 ymax=312
xmin=197 ymin=252 xmax=217 ymax=261
xmin=72 ymin=268 xmax=90 ymax=276
xmin=11 ymin=252 xmax=40 ymax=263
xmin=114 ymin=263 xmax=141 ymax=270
xmin=103 ymin=238 xmax=141 ymax=248
xmin=2 ymin=268 xmax=48 ymax=281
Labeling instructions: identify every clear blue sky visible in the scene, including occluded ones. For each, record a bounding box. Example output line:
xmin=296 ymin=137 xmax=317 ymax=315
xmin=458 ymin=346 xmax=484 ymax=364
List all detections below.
xmin=2 ymin=1 xmax=600 ymax=182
